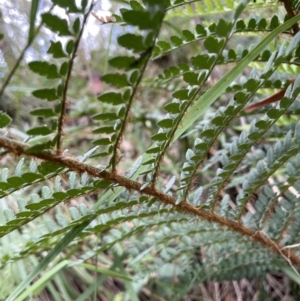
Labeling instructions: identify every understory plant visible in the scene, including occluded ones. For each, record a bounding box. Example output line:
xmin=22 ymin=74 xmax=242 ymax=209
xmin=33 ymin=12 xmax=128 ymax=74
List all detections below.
xmin=1 ymin=0 xmax=300 ymax=300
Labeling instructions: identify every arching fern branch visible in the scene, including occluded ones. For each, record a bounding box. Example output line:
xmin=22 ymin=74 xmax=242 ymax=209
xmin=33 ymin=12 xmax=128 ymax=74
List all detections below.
xmin=1 ymin=134 xmax=300 ymax=267
xmin=152 ymin=14 xmax=291 ymax=60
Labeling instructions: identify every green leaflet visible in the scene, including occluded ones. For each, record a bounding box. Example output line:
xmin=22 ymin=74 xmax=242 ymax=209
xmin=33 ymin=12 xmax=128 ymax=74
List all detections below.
xmin=0 ymin=111 xmax=12 ymax=128
xmin=41 ymin=13 xmax=72 ymax=36
xmin=27 ymin=126 xmax=53 ymax=136
xmin=47 ymin=41 xmax=68 ymax=58
xmin=28 ymin=61 xmax=61 ymax=79
xmin=32 ymin=88 xmax=58 ymax=101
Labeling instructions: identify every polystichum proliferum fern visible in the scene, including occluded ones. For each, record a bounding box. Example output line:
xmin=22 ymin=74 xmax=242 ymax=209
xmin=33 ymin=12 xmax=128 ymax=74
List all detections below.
xmin=0 ymin=0 xmax=300 ymax=299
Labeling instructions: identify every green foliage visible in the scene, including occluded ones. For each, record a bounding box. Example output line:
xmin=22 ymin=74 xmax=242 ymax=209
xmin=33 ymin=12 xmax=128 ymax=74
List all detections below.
xmin=0 ymin=112 xmax=12 ymax=128
xmin=1 ymin=0 xmax=300 ymax=300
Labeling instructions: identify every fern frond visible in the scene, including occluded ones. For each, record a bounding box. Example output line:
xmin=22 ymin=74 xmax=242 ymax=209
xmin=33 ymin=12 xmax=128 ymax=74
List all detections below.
xmin=2 ymin=0 xmax=300 ymax=299
xmin=153 ymin=14 xmax=287 ymax=60
xmin=207 ymin=76 xmax=300 ymax=209
xmin=144 ymin=2 xmax=249 ymax=187
xmin=179 ymin=53 xmax=285 ymax=203
xmin=92 ymin=1 xmax=168 ymax=172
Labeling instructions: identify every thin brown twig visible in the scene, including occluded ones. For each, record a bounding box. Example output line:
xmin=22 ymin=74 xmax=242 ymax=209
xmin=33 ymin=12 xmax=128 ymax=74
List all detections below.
xmin=244 ymin=79 xmax=295 ymax=113
xmin=279 ymin=0 xmax=300 ymax=35
xmin=56 ymin=3 xmax=94 ymax=155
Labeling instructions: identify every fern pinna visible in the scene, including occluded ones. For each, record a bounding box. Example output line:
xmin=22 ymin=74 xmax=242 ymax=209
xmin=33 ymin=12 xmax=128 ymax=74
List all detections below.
xmin=0 ymin=0 xmax=300 ymax=300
